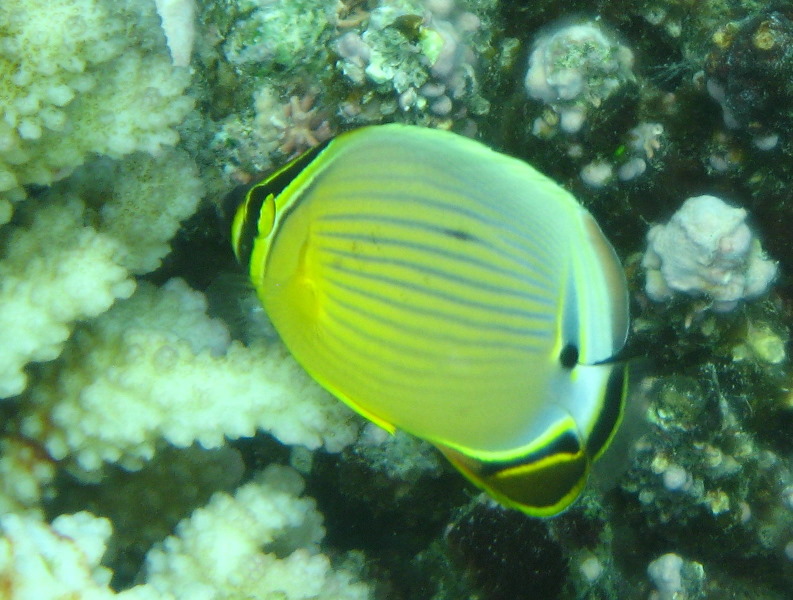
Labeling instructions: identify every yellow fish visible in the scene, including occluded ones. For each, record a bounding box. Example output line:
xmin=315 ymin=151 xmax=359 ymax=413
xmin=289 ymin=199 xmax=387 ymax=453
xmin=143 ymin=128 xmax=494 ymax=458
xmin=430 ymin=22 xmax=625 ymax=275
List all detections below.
xmin=226 ymin=124 xmax=629 ymax=516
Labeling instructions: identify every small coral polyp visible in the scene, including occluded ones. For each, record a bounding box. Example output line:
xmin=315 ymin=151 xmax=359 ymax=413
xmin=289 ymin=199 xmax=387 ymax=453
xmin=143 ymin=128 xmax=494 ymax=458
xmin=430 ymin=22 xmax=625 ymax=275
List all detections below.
xmin=642 ymin=195 xmax=777 ymax=312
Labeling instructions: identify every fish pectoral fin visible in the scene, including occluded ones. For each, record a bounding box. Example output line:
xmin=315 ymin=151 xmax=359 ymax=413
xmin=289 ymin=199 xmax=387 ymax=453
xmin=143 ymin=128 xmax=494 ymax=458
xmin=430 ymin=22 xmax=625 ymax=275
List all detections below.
xmin=435 ymin=433 xmax=590 ymax=517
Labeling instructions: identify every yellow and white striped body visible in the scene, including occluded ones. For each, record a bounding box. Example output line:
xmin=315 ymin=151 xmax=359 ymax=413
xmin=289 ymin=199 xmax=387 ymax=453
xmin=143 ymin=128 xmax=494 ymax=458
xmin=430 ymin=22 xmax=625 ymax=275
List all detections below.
xmin=229 ymin=124 xmax=629 ymax=515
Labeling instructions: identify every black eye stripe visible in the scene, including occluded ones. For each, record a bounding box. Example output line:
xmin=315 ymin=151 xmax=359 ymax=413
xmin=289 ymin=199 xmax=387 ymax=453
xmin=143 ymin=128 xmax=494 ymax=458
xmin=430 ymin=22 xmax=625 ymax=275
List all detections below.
xmin=226 ymin=137 xmax=335 ymax=266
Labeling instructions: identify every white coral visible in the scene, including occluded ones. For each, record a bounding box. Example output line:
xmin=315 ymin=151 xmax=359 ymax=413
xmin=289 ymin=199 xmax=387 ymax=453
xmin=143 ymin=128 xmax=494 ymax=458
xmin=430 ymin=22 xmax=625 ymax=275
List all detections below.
xmin=144 ymin=465 xmax=370 ymax=600
xmin=525 ymin=21 xmax=635 ymax=134
xmin=0 ymin=437 xmax=56 ymax=516
xmin=0 ymin=194 xmax=135 ymax=399
xmin=0 ymin=511 xmax=160 ymax=600
xmin=647 ymin=553 xmax=683 ymax=600
xmin=21 ymin=279 xmax=359 ymax=473
xmin=155 ymin=0 xmax=197 ymax=67
xmin=0 ymin=0 xmax=193 ymax=213
xmin=67 ymin=149 xmax=204 ymax=274
xmin=642 ymin=195 xmax=777 ymax=311
xmin=0 ymin=470 xmax=371 ymax=600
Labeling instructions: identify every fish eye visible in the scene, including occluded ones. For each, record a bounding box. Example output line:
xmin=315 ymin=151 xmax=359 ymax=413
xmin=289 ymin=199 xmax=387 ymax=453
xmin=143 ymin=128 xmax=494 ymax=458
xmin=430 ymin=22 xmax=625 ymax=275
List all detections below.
xmin=559 ymin=344 xmax=579 ymax=369
xmin=250 ymin=186 xmax=277 ymax=237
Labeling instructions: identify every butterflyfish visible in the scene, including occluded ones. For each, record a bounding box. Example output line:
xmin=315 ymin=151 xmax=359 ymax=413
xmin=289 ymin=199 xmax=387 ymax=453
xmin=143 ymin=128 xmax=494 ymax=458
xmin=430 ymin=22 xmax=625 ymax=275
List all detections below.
xmin=225 ymin=124 xmax=629 ymax=516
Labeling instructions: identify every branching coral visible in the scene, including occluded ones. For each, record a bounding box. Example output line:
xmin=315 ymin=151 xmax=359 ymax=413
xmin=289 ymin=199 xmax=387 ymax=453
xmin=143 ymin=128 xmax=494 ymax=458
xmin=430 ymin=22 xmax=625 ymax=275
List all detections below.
xmin=0 ymin=194 xmax=135 ymax=399
xmin=68 ymin=148 xmax=204 ymax=274
xmin=0 ymin=467 xmax=371 ymax=599
xmin=0 ymin=511 xmax=158 ymax=600
xmin=155 ymin=0 xmax=197 ymax=67
xmin=0 ymin=145 xmax=202 ymax=399
xmin=0 ymin=0 xmax=193 ymax=217
xmin=0 ymin=436 xmax=56 ymax=516
xmin=214 ymin=87 xmax=334 ymax=179
xmin=144 ymin=465 xmax=370 ymax=600
xmin=21 ymin=279 xmax=359 ymax=473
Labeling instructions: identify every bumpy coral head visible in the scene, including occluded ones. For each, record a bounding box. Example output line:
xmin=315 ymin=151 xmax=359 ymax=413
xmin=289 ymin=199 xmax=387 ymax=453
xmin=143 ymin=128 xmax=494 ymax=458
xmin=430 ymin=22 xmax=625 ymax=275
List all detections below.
xmin=642 ymin=195 xmax=778 ymax=312
xmin=524 ymin=21 xmax=635 ymax=134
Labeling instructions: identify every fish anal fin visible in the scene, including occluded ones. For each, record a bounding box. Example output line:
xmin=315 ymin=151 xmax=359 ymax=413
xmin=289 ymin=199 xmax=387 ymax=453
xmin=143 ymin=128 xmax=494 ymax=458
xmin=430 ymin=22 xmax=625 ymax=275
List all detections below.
xmin=436 ymin=440 xmax=589 ymax=517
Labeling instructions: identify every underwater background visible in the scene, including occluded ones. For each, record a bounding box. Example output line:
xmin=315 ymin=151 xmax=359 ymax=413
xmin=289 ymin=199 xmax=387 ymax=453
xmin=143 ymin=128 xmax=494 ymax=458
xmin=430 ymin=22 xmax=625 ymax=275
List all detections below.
xmin=2 ymin=0 xmax=793 ymax=598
